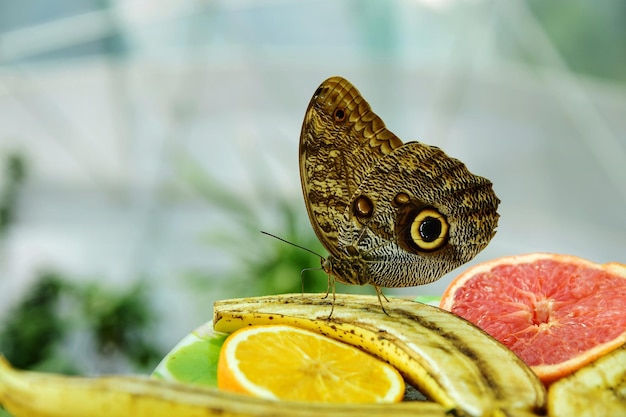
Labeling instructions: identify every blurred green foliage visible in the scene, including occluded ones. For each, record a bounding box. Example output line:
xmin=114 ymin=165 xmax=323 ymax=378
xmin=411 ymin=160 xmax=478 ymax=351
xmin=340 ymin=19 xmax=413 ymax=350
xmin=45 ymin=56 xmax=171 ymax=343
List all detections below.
xmin=0 ymin=153 xmax=163 ymax=374
xmin=0 ymin=272 xmax=163 ymax=374
xmin=81 ymin=282 xmax=161 ymax=368
xmin=177 ymin=152 xmax=372 ymax=298
xmin=0 ymin=273 xmax=65 ymax=371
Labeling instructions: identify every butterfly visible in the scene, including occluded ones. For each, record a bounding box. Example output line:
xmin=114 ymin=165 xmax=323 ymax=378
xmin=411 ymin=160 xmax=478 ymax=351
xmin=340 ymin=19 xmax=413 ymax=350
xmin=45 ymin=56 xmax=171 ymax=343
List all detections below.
xmin=299 ymin=76 xmax=500 ymax=301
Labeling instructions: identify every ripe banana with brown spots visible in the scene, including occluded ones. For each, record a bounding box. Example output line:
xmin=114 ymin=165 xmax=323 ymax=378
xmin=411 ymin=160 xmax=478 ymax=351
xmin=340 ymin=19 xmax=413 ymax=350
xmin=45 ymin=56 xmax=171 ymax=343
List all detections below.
xmin=0 ymin=354 xmax=450 ymax=417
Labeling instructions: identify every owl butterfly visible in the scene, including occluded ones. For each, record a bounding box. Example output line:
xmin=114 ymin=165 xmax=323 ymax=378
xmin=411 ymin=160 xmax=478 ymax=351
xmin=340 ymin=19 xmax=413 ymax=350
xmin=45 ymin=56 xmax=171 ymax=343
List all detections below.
xmin=299 ymin=76 xmax=500 ymax=303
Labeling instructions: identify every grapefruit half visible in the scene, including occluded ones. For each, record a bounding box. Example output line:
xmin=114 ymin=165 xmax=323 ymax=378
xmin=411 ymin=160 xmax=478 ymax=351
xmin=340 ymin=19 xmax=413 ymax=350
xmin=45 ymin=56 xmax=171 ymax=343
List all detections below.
xmin=439 ymin=253 xmax=626 ymax=385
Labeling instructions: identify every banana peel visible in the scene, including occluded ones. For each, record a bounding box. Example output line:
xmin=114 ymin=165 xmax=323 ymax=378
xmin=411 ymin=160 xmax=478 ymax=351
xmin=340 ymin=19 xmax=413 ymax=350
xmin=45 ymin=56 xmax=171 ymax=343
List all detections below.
xmin=547 ymin=343 xmax=626 ymax=417
xmin=0 ymin=355 xmax=452 ymax=417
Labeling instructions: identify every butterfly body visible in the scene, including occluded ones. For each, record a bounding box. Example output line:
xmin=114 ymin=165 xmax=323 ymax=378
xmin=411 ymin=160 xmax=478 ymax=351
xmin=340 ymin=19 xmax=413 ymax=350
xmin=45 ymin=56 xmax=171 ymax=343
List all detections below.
xmin=300 ymin=76 xmax=500 ymax=289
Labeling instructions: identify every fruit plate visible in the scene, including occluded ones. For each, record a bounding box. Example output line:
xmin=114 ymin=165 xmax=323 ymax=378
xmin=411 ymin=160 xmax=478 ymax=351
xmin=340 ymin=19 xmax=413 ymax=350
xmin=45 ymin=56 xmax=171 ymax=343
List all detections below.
xmin=152 ymin=322 xmax=227 ymax=387
xmin=151 ymin=295 xmax=440 ymax=388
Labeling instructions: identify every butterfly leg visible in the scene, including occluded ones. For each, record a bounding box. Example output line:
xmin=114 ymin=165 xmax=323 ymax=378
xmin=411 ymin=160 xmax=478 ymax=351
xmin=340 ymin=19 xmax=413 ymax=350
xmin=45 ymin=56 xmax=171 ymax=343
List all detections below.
xmin=374 ymin=285 xmax=390 ymax=316
xmin=320 ymin=270 xmax=335 ymax=298
xmin=299 ymin=269 xmax=308 ymax=300
xmin=321 ymin=274 xmax=337 ymax=319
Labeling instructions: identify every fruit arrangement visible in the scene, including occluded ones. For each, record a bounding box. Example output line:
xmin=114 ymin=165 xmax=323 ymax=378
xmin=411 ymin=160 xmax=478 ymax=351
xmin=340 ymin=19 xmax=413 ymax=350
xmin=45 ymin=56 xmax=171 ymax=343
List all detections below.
xmin=1 ymin=254 xmax=625 ymax=417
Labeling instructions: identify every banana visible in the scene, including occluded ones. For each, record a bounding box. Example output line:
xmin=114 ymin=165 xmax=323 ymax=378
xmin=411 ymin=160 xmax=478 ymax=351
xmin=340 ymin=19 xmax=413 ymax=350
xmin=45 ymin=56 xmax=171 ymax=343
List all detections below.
xmin=0 ymin=355 xmax=448 ymax=417
xmin=213 ymin=293 xmax=546 ymax=417
xmin=547 ymin=343 xmax=626 ymax=417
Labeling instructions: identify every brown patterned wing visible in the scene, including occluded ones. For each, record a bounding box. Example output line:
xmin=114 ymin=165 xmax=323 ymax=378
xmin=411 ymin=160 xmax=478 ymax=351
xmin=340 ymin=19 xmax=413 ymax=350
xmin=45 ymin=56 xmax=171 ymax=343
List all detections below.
xmin=299 ymin=77 xmax=403 ymax=256
xmin=335 ymin=142 xmax=500 ymax=287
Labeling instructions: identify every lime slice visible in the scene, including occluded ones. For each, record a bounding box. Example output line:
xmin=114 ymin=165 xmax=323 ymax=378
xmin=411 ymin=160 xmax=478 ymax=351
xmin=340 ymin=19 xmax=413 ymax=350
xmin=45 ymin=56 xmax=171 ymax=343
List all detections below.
xmin=152 ymin=322 xmax=227 ymax=387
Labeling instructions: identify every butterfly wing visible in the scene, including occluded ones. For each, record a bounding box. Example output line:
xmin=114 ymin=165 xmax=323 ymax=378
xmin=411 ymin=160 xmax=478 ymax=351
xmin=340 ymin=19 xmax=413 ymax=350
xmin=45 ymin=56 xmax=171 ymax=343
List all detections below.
xmin=337 ymin=142 xmax=500 ymax=287
xmin=300 ymin=76 xmax=500 ymax=288
xmin=299 ymin=76 xmax=403 ymax=256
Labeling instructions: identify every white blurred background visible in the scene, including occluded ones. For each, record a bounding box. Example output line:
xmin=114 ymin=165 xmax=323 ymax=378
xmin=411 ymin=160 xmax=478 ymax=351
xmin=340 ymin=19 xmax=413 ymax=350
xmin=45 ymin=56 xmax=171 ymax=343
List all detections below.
xmin=0 ymin=0 xmax=624 ymax=372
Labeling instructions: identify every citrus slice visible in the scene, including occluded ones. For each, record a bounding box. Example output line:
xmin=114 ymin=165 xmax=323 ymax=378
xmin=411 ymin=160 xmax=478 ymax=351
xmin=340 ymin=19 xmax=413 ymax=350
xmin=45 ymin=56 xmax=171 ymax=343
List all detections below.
xmin=152 ymin=323 xmax=227 ymax=387
xmin=439 ymin=253 xmax=626 ymax=385
xmin=217 ymin=324 xmax=405 ymax=403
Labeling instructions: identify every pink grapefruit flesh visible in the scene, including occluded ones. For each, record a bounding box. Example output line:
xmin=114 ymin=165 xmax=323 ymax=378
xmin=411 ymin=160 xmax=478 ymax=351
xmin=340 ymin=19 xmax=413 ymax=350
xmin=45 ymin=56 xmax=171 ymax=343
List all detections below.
xmin=440 ymin=253 xmax=626 ymax=385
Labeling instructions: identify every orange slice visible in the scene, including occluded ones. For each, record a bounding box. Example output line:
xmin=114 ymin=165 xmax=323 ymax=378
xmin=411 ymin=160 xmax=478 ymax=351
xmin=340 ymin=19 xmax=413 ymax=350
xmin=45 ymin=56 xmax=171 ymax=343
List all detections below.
xmin=217 ymin=324 xmax=405 ymax=403
xmin=440 ymin=253 xmax=626 ymax=385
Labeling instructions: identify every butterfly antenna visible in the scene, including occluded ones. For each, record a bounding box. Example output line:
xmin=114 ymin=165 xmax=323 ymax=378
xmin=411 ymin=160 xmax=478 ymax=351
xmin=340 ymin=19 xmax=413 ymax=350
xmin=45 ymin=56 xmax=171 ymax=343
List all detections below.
xmin=260 ymin=231 xmax=325 ymax=259
xmin=261 ymin=231 xmax=336 ymax=318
